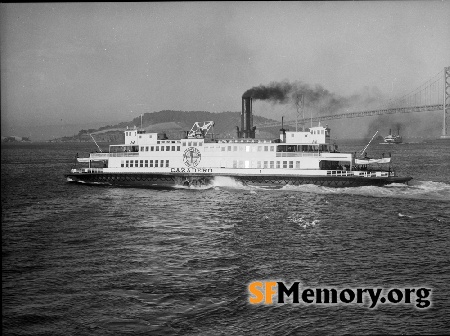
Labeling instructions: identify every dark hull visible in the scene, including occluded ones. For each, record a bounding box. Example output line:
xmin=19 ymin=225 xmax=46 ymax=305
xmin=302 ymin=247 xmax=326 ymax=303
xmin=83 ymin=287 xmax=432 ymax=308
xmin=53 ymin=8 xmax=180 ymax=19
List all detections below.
xmin=65 ymin=173 xmax=209 ymax=189
xmin=65 ymin=172 xmax=412 ymax=189
xmin=234 ymin=175 xmax=412 ymax=188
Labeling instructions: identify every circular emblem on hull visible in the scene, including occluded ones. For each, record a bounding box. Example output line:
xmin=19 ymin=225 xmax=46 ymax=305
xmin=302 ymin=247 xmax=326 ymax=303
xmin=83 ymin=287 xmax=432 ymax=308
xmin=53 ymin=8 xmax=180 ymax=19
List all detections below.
xmin=183 ymin=147 xmax=201 ymax=167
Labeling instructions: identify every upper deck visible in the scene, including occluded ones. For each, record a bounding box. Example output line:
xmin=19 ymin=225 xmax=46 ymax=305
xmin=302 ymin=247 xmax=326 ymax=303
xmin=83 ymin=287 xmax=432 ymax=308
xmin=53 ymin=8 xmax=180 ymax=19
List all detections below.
xmin=119 ymin=125 xmax=330 ymax=147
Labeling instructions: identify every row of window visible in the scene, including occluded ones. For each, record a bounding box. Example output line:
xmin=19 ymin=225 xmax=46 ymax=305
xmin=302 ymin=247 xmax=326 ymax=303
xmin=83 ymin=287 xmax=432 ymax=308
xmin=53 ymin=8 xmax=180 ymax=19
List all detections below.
xmin=121 ymin=159 xmax=170 ymax=168
xmin=181 ymin=141 xmax=203 ymax=147
xmin=232 ymin=160 xmax=301 ymax=169
xmin=311 ymin=129 xmax=326 ymax=135
xmin=140 ymin=146 xmax=181 ymax=152
xmin=126 ymin=131 xmax=154 ymax=138
xmin=205 ymin=145 xmax=276 ymax=152
xmin=137 ymin=144 xmax=328 ymax=152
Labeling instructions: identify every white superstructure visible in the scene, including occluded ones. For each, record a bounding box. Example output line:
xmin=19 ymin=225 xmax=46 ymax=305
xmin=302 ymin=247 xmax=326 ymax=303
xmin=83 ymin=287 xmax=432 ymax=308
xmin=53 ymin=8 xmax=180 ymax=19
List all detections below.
xmin=72 ymin=122 xmax=394 ymax=180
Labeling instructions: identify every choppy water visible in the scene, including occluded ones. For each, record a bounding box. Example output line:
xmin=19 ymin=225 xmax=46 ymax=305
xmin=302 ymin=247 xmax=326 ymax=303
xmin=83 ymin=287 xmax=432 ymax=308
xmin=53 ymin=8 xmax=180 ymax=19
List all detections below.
xmin=2 ymin=140 xmax=450 ymax=335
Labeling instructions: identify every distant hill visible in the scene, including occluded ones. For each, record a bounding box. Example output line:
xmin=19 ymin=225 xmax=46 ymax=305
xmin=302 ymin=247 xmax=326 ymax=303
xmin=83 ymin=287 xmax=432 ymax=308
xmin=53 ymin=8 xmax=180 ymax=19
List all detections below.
xmin=1 ymin=136 xmax=31 ymax=143
xmin=50 ymin=110 xmax=280 ymax=142
xmin=3 ymin=122 xmax=122 ymax=142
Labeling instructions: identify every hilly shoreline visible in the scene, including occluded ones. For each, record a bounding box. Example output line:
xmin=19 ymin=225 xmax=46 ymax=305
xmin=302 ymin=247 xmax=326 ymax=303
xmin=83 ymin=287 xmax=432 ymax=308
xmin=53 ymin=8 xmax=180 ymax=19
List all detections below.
xmin=48 ymin=110 xmax=280 ymax=143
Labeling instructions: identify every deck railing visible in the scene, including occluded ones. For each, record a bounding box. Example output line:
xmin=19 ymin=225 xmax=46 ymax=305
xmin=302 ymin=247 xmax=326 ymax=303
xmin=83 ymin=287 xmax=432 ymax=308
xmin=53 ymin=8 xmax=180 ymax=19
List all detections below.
xmin=276 ymin=152 xmax=320 ymax=157
xmin=90 ymin=152 xmax=139 ymax=158
xmin=71 ymin=168 xmax=104 ymax=173
xmin=326 ymin=170 xmax=392 ymax=177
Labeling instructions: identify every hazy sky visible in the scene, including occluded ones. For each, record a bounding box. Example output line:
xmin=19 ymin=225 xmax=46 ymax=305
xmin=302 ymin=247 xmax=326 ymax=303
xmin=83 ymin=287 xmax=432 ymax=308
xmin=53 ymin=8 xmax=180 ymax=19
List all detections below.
xmin=1 ymin=1 xmax=449 ymax=134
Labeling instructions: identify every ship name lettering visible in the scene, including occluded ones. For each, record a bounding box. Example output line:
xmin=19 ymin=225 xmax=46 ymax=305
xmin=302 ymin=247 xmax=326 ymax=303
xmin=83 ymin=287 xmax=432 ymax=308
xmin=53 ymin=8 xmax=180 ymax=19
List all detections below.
xmin=171 ymin=168 xmax=212 ymax=173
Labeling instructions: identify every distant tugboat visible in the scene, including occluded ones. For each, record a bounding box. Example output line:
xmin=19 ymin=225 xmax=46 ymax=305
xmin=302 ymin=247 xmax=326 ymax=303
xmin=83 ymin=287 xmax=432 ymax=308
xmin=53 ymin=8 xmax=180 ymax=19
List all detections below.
xmin=382 ymin=127 xmax=402 ymax=144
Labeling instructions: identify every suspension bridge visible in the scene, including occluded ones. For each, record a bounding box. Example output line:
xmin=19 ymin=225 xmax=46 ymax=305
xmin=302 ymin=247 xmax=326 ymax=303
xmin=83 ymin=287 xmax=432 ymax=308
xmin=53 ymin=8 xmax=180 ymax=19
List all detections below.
xmin=255 ymin=66 xmax=450 ymax=139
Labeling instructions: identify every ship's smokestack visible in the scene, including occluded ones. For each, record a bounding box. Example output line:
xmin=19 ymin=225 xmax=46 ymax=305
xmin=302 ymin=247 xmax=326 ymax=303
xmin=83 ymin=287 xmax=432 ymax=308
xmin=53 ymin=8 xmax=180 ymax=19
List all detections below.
xmin=240 ymin=96 xmax=256 ymax=138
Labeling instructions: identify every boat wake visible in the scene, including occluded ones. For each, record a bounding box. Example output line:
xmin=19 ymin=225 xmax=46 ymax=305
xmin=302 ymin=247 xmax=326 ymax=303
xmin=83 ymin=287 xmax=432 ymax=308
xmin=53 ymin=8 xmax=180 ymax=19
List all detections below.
xmin=210 ymin=176 xmax=248 ymax=189
xmin=281 ymin=180 xmax=450 ymax=201
xmin=172 ymin=177 xmax=449 ymax=201
xmin=172 ymin=176 xmax=246 ymax=190
xmin=286 ymin=214 xmax=320 ymax=228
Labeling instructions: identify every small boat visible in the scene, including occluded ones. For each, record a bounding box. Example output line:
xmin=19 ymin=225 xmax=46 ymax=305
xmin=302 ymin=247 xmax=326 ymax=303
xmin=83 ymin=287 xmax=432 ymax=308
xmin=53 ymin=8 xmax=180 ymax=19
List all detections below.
xmin=382 ymin=128 xmax=403 ymax=144
xmin=65 ymin=97 xmax=412 ymax=188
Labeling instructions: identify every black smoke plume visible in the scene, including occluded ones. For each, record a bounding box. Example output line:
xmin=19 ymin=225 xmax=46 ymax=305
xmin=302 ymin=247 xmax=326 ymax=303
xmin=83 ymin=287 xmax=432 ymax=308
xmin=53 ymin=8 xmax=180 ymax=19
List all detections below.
xmin=242 ymin=80 xmax=379 ymax=115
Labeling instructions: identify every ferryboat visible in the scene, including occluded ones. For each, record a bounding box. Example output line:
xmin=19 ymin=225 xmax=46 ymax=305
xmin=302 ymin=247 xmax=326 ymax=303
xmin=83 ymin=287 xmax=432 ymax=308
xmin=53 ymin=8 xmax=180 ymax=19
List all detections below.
xmin=65 ymin=96 xmax=412 ymax=188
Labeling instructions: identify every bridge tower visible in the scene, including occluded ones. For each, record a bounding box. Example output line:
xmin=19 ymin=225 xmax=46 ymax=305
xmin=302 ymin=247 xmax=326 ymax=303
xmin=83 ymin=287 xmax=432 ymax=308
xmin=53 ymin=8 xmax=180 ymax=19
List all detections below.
xmin=442 ymin=66 xmax=450 ymax=139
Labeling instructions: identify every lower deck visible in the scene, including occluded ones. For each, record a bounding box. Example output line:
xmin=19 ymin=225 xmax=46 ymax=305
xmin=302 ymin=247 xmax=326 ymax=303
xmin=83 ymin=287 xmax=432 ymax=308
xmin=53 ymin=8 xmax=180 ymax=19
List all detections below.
xmin=65 ymin=171 xmax=412 ymax=189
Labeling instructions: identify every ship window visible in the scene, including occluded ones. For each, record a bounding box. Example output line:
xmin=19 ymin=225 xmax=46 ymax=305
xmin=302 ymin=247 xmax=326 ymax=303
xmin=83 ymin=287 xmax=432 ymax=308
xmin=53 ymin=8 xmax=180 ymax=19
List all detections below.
xmin=177 ymin=146 xmax=180 ymax=151
xmin=276 ymin=161 xmax=280 ymax=168
xmin=221 ymin=147 xmax=226 ymax=151
xmin=172 ymin=146 xmax=175 ymax=151
xmin=145 ymin=160 xmax=148 ymax=167
xmin=188 ymin=142 xmax=192 ymax=146
xmin=150 ymin=160 xmax=153 ymax=167
xmin=155 ymin=160 xmax=158 ymax=167
xmin=283 ymin=161 xmax=287 ymax=168
xmin=270 ymin=161 xmax=274 ymax=168
xmin=264 ymin=146 xmax=268 ymax=151
xmin=270 ymin=146 xmax=274 ymax=151
xmin=166 ymin=160 xmax=169 ymax=167
xmin=126 ymin=160 xmax=129 ymax=167
xmin=140 ymin=146 xmax=144 ymax=151
xmin=166 ymin=146 xmax=170 ymax=151
xmin=161 ymin=146 xmax=164 ymax=151
xmin=263 ymin=161 xmax=268 ymax=168
xmin=156 ymin=146 xmax=159 ymax=151
xmin=296 ymin=161 xmax=300 ymax=169
xmin=289 ymin=161 xmax=293 ymax=168
xmin=228 ymin=146 xmax=231 ymax=151
xmin=199 ymin=142 xmax=202 ymax=146
xmin=193 ymin=142 xmax=197 ymax=146
xmin=121 ymin=160 xmax=124 ymax=167
xmin=157 ymin=141 xmax=160 ymax=144
xmin=140 ymin=160 xmax=144 ymax=167
xmin=160 ymin=160 xmax=164 ymax=167
xmin=135 ymin=160 xmax=138 ymax=166
xmin=145 ymin=146 xmax=148 ymax=151
xmin=257 ymin=146 xmax=262 ymax=152
xmin=149 ymin=135 xmax=152 ymax=138
xmin=130 ymin=161 xmax=134 ymax=167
